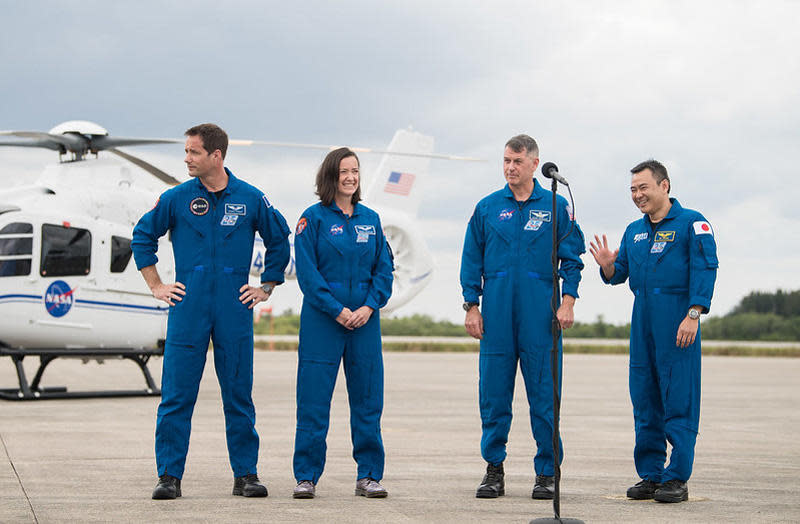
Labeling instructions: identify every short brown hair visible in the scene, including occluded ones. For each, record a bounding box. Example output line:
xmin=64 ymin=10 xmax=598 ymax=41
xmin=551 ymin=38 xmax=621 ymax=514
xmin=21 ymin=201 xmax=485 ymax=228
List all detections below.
xmin=631 ymin=159 xmax=670 ymax=193
xmin=185 ymin=123 xmax=228 ymax=159
xmin=505 ymin=134 xmax=539 ymax=158
xmin=315 ymin=147 xmax=361 ymax=207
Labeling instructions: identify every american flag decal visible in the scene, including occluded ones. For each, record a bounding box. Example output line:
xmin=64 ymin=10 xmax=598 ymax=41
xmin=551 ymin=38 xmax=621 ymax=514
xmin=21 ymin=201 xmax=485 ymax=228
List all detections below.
xmin=384 ymin=171 xmax=416 ymax=196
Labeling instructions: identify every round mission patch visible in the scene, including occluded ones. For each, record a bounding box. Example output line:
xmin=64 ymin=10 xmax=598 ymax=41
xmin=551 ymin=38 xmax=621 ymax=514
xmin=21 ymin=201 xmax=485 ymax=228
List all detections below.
xmin=190 ymin=197 xmax=210 ymax=215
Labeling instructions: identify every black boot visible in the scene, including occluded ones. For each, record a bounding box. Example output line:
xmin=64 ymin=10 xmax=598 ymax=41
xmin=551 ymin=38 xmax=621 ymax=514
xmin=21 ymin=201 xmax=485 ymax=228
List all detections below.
xmin=532 ymin=475 xmax=554 ymax=500
xmin=654 ymin=479 xmax=688 ymax=503
xmin=626 ymin=479 xmax=659 ymax=500
xmin=233 ymin=473 xmax=268 ymax=497
xmin=476 ymin=463 xmax=505 ymax=498
xmin=152 ymin=474 xmax=181 ymax=500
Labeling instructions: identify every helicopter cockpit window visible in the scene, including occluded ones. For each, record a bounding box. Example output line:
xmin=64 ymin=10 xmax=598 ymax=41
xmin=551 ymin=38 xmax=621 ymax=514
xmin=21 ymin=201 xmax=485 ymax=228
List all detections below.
xmin=0 ymin=222 xmax=34 ymax=277
xmin=40 ymin=224 xmax=91 ymax=277
xmin=110 ymin=236 xmax=132 ymax=273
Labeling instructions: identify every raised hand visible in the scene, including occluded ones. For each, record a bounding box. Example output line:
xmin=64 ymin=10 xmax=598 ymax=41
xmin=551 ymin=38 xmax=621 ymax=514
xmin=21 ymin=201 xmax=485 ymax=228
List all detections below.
xmin=589 ymin=234 xmax=619 ymax=279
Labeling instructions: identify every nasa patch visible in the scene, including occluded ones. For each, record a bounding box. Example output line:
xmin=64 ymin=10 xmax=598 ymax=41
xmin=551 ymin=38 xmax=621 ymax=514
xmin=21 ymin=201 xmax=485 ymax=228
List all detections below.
xmin=330 ymin=224 xmax=344 ymax=236
xmin=225 ymin=203 xmax=246 ymax=215
xmin=221 ymin=214 xmax=238 ymax=226
xmin=529 ymin=209 xmax=552 ymax=223
xmin=634 ymin=232 xmax=649 ymax=243
xmin=190 ymin=197 xmax=209 ymax=216
xmin=498 ymin=208 xmax=515 ymax=221
xmin=44 ymin=280 xmax=75 ymax=318
xmin=295 ymin=217 xmax=307 ymax=236
xmin=651 ymin=241 xmax=666 ymax=254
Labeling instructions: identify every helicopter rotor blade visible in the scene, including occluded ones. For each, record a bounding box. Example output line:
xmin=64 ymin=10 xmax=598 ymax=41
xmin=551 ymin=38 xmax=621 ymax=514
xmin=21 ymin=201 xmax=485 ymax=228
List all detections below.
xmin=92 ymin=136 xmax=182 ymax=149
xmin=0 ymin=138 xmax=63 ymax=151
xmin=1 ymin=130 xmax=88 ymax=152
xmin=107 ymin=148 xmax=183 ymax=186
xmin=229 ymin=139 xmax=484 ymax=162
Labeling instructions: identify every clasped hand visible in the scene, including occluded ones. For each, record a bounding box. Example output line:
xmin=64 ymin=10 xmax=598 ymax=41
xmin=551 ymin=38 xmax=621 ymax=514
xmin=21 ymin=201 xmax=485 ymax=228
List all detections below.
xmin=336 ymin=306 xmax=374 ymax=330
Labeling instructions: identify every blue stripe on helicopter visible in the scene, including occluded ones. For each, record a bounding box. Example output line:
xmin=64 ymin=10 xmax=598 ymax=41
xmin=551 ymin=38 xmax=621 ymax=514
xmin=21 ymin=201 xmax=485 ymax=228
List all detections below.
xmin=74 ymin=299 xmax=168 ymax=315
xmin=0 ymin=294 xmax=168 ymax=315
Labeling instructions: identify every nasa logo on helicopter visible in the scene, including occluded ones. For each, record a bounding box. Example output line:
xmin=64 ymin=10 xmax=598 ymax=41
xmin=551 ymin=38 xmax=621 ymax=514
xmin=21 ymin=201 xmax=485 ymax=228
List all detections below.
xmin=43 ymin=280 xmax=75 ymax=318
xmin=0 ymin=120 xmax=481 ymax=399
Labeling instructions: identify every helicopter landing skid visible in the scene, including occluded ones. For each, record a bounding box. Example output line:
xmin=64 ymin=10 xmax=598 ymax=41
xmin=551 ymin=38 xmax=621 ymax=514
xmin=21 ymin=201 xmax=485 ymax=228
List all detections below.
xmin=0 ymin=346 xmax=163 ymax=400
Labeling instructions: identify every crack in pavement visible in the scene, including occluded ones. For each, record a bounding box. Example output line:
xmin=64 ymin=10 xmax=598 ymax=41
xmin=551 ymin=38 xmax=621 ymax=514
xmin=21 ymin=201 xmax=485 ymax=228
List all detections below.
xmin=1 ymin=432 xmax=38 ymax=524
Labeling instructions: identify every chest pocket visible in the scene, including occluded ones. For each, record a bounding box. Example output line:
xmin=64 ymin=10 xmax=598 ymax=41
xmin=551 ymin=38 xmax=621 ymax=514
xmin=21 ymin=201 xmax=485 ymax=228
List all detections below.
xmin=179 ymin=206 xmax=208 ymax=237
xmin=221 ymin=212 xmax=250 ymax=239
xmin=650 ymin=230 xmax=681 ymax=263
xmin=627 ymin=233 xmax=651 ymax=264
xmin=485 ymin=217 xmax=514 ymax=245
xmin=321 ymin=223 xmax=346 ymax=256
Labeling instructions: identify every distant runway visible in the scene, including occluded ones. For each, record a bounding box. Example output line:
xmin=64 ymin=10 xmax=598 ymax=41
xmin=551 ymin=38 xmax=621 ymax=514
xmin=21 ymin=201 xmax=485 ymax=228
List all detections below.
xmin=256 ymin=335 xmax=800 ymax=349
xmin=2 ymin=352 xmax=799 ymax=523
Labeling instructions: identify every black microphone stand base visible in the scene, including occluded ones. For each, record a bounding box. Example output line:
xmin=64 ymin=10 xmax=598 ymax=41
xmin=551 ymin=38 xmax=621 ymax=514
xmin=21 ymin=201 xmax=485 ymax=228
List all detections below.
xmin=530 ymin=518 xmax=585 ymax=524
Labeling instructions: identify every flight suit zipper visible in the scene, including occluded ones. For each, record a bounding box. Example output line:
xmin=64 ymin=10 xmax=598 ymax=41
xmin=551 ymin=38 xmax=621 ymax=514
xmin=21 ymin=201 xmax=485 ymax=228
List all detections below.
xmin=345 ymin=212 xmax=353 ymax=304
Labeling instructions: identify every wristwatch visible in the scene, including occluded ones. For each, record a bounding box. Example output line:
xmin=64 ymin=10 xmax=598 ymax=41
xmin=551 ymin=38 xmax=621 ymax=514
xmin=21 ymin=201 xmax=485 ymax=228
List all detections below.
xmin=463 ymin=302 xmax=479 ymax=312
xmin=687 ymin=308 xmax=700 ymax=320
xmin=260 ymin=282 xmax=275 ymax=295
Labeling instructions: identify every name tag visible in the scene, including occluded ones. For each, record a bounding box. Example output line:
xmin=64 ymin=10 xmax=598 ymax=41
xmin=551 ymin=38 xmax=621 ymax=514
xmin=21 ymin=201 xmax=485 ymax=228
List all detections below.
xmin=221 ymin=214 xmax=238 ymax=226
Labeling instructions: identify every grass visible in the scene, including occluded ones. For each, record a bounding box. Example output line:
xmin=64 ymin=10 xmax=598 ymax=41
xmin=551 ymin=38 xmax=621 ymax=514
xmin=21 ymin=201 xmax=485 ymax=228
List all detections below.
xmin=253 ymin=340 xmax=800 ymax=357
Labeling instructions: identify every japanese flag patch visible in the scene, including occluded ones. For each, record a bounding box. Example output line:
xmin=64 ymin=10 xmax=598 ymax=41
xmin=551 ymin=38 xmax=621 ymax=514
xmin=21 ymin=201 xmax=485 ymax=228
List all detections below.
xmin=693 ymin=221 xmax=713 ymax=235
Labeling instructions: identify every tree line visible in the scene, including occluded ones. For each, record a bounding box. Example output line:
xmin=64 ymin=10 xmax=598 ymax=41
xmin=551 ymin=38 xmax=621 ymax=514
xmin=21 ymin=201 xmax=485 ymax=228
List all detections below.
xmin=256 ymin=289 xmax=800 ymax=341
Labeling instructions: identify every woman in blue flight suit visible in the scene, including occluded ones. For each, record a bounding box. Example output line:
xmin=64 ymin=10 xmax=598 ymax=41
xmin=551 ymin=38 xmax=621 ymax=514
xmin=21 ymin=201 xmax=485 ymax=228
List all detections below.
xmin=291 ymin=147 xmax=394 ymax=499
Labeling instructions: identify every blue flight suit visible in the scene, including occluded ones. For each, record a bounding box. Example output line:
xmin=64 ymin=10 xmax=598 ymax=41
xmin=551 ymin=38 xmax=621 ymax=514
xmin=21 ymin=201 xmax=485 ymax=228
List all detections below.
xmin=460 ymin=180 xmax=585 ymax=475
xmin=131 ymin=168 xmax=290 ymax=479
xmin=292 ymin=202 xmax=394 ymax=483
xmin=601 ymin=198 xmax=718 ymax=483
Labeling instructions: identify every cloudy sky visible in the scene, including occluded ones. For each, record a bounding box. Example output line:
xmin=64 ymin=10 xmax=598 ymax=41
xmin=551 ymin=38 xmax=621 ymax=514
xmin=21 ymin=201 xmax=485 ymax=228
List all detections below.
xmin=2 ymin=1 xmax=798 ymax=324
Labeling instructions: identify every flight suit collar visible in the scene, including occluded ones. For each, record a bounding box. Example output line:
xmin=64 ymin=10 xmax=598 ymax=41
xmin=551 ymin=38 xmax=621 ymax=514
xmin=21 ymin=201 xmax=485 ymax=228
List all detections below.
xmin=501 ymin=179 xmax=544 ymax=202
xmin=191 ymin=167 xmax=238 ymax=197
xmin=327 ymin=201 xmax=363 ymax=218
xmin=644 ymin=197 xmax=682 ymax=228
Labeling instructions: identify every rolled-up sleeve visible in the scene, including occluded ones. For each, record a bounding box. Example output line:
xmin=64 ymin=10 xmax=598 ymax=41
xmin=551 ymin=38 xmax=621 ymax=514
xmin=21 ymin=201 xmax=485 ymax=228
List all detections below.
xmin=364 ymin=216 xmax=394 ymax=310
xmin=601 ymin=230 xmax=630 ymax=286
xmin=131 ymin=192 xmax=172 ymax=270
xmin=557 ymin=202 xmax=585 ymax=298
xmin=295 ymin=215 xmax=344 ymax=318
xmin=460 ymin=206 xmax=485 ymax=304
xmin=688 ymin=216 xmax=718 ymax=313
xmin=256 ymin=195 xmax=291 ymax=284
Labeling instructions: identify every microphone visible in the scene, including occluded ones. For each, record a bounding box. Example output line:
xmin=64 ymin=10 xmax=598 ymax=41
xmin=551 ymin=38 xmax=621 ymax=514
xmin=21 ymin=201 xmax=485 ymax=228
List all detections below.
xmin=541 ymin=161 xmax=569 ymax=186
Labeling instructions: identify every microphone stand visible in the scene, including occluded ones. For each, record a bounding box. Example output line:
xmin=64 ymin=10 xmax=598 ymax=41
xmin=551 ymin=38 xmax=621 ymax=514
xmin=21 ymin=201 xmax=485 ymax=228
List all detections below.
xmin=531 ymin=177 xmax=584 ymax=524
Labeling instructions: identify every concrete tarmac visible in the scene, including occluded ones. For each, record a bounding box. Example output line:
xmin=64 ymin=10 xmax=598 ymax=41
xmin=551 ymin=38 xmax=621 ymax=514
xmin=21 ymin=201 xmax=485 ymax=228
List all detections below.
xmin=1 ymin=352 xmax=799 ymax=523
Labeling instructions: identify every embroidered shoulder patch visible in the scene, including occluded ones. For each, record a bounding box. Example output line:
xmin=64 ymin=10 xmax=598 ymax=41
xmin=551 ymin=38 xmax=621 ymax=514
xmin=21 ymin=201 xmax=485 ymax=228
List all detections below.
xmin=693 ymin=221 xmax=713 ymax=235
xmin=295 ymin=217 xmax=307 ymax=235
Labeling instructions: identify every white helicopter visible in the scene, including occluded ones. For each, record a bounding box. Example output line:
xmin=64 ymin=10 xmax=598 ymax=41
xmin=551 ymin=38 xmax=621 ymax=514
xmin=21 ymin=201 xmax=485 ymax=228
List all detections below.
xmin=0 ymin=121 xmax=478 ymax=399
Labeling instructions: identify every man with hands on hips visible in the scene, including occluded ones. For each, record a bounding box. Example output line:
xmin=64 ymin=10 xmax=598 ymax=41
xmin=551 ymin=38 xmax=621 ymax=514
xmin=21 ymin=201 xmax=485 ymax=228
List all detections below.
xmin=132 ymin=123 xmax=291 ymax=500
xmin=589 ymin=159 xmax=718 ymax=503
